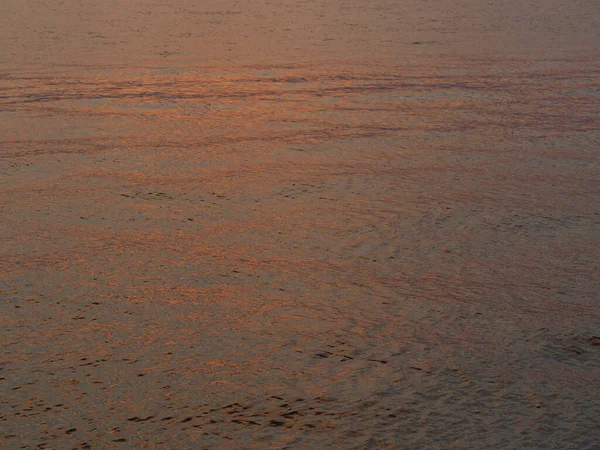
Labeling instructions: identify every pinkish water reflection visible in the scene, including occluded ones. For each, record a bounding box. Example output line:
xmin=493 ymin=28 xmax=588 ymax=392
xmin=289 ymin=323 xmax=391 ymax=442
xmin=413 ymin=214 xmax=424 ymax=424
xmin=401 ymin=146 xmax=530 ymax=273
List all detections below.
xmin=1 ymin=0 xmax=599 ymax=448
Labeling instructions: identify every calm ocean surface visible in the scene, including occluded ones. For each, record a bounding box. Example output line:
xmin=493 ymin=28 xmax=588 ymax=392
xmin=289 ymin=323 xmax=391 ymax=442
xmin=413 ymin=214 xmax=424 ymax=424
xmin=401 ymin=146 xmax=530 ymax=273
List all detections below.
xmin=1 ymin=1 xmax=599 ymax=448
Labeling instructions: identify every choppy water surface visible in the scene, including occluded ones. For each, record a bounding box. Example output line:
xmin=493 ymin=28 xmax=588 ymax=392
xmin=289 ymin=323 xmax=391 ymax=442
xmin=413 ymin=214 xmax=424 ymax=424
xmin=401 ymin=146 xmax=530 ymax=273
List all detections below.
xmin=1 ymin=1 xmax=599 ymax=448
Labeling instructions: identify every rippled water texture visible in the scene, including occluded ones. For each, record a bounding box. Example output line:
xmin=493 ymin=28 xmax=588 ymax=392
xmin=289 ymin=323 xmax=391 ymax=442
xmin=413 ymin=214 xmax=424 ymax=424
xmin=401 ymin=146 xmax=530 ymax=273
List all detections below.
xmin=1 ymin=0 xmax=599 ymax=448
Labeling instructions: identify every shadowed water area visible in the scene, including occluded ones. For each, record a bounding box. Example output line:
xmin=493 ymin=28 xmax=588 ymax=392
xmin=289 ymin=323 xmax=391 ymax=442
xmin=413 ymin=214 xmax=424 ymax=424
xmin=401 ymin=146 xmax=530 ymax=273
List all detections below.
xmin=1 ymin=0 xmax=599 ymax=448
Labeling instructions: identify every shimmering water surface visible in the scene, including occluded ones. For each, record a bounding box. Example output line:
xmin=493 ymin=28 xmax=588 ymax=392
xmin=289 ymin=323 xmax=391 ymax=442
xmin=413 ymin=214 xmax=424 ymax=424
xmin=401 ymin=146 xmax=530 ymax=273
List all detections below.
xmin=1 ymin=1 xmax=599 ymax=448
